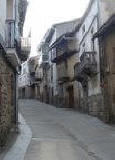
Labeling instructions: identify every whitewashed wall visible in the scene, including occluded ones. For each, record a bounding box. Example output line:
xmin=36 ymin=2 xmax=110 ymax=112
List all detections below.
xmin=18 ymin=61 xmax=30 ymax=87
xmin=77 ymin=0 xmax=101 ymax=96
xmin=15 ymin=0 xmax=20 ymax=39
xmin=78 ymin=0 xmax=98 ymax=57
xmin=0 ymin=0 xmax=21 ymax=43
xmin=50 ymin=20 xmax=78 ymax=46
xmin=49 ymin=20 xmax=79 ymax=96
xmin=0 ymin=0 xmax=6 ymax=40
xmin=6 ymin=0 xmax=15 ymax=19
xmin=99 ymin=0 xmax=115 ymax=25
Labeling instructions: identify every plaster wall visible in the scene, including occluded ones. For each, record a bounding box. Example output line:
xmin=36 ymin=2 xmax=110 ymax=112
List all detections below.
xmin=99 ymin=0 xmax=115 ymax=25
xmin=18 ymin=61 xmax=30 ymax=87
xmin=0 ymin=0 xmax=6 ymax=40
xmin=77 ymin=0 xmax=101 ymax=96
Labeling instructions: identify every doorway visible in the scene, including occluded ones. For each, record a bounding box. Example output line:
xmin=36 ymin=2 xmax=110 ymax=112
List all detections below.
xmin=22 ymin=88 xmax=25 ymax=98
xmin=68 ymin=86 xmax=74 ymax=108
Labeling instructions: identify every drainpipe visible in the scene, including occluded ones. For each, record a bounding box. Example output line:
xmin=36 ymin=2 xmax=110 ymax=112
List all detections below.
xmin=15 ymin=71 xmax=18 ymax=132
xmin=15 ymin=0 xmax=19 ymax=132
xmin=97 ymin=0 xmax=102 ymax=86
xmin=92 ymin=0 xmax=100 ymax=62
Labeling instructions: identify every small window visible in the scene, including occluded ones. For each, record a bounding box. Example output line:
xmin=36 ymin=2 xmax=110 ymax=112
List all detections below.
xmin=91 ymin=27 xmax=94 ymax=34
xmin=82 ymin=43 xmax=85 ymax=47
xmin=82 ymin=25 xmax=85 ymax=34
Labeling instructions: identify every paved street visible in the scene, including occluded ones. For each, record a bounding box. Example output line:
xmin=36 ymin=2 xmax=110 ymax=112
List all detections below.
xmin=19 ymin=99 xmax=115 ymax=160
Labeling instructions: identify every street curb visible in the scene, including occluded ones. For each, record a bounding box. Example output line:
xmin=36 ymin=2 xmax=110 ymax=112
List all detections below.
xmin=3 ymin=113 xmax=32 ymax=160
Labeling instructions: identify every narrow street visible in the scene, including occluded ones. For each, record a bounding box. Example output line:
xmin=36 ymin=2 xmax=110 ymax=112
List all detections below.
xmin=1 ymin=0 xmax=115 ymax=159
xmin=19 ymin=99 xmax=115 ymax=160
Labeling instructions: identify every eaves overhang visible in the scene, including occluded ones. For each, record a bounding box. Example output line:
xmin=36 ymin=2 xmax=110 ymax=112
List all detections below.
xmin=93 ymin=14 xmax=115 ymax=39
xmin=51 ymin=49 xmax=78 ymax=63
xmin=49 ymin=34 xmax=76 ymax=50
xmin=49 ymin=19 xmax=81 ymax=51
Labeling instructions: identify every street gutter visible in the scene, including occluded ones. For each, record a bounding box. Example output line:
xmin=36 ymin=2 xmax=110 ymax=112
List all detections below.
xmin=3 ymin=113 xmax=32 ymax=160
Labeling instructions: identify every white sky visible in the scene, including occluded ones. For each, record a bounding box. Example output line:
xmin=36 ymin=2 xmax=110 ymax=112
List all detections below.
xmin=24 ymin=0 xmax=90 ymax=56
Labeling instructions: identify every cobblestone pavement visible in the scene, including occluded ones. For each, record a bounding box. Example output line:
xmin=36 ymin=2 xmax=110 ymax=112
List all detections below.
xmin=19 ymin=99 xmax=115 ymax=160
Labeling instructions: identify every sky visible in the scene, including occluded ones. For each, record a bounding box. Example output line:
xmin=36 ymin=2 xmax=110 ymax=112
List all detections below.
xmin=23 ymin=0 xmax=90 ymax=56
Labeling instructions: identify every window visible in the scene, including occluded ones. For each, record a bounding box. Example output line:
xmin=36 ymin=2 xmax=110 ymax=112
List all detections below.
xmin=82 ymin=43 xmax=85 ymax=47
xmin=82 ymin=25 xmax=85 ymax=34
xmin=91 ymin=27 xmax=94 ymax=34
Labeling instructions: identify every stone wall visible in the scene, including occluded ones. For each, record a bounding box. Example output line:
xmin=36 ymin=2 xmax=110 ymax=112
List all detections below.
xmin=100 ymin=30 xmax=115 ymax=123
xmin=0 ymin=49 xmax=16 ymax=146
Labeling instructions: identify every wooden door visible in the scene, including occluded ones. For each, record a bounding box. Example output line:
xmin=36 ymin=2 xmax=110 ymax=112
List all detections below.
xmin=68 ymin=86 xmax=74 ymax=108
xmin=22 ymin=88 xmax=25 ymax=98
xmin=31 ymin=86 xmax=35 ymax=99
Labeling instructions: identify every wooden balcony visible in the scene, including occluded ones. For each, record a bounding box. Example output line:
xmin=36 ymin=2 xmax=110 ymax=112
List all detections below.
xmin=80 ymin=52 xmax=97 ymax=76
xmin=67 ymin=36 xmax=78 ymax=51
xmin=21 ymin=37 xmax=31 ymax=52
xmin=21 ymin=37 xmax=31 ymax=60
xmin=39 ymin=53 xmax=49 ymax=68
xmin=74 ymin=52 xmax=97 ymax=83
xmin=51 ymin=37 xmax=78 ymax=63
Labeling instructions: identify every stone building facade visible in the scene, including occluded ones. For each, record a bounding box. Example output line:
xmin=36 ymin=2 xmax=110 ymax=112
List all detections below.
xmin=47 ymin=20 xmax=81 ymax=107
xmin=18 ymin=60 xmax=30 ymax=99
xmin=28 ymin=56 xmax=39 ymax=99
xmin=34 ymin=30 xmax=56 ymax=104
xmin=0 ymin=48 xmax=17 ymax=146
xmin=94 ymin=14 xmax=115 ymax=123
xmin=0 ymin=0 xmax=27 ymax=146
xmin=18 ymin=36 xmax=31 ymax=99
xmin=50 ymin=24 xmax=80 ymax=108
xmin=30 ymin=0 xmax=115 ymax=123
xmin=74 ymin=0 xmax=101 ymax=116
xmin=74 ymin=0 xmax=115 ymax=121
xmin=18 ymin=55 xmax=39 ymax=99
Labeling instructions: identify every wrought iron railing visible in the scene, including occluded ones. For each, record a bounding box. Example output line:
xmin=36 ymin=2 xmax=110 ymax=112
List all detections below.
xmin=21 ymin=37 xmax=31 ymax=52
xmin=74 ymin=52 xmax=97 ymax=81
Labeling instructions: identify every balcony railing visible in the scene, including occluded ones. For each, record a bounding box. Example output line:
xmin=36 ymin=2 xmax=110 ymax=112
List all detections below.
xmin=67 ymin=37 xmax=78 ymax=51
xmin=39 ymin=53 xmax=49 ymax=68
xmin=74 ymin=52 xmax=97 ymax=82
xmin=42 ymin=54 xmax=49 ymax=62
xmin=20 ymin=37 xmax=31 ymax=60
xmin=21 ymin=37 xmax=31 ymax=52
xmin=51 ymin=37 xmax=78 ymax=63
xmin=80 ymin=52 xmax=97 ymax=76
xmin=5 ymin=20 xmax=15 ymax=48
